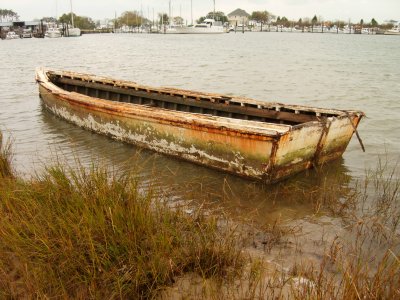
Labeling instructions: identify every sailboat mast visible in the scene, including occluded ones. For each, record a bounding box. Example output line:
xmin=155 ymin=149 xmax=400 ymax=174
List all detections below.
xmin=169 ymin=0 xmax=171 ymax=25
xmin=191 ymin=0 xmax=193 ymax=25
xmin=55 ymin=0 xmax=58 ymax=20
xmin=213 ymin=0 xmax=215 ymax=20
xmin=70 ymin=0 xmax=74 ymax=27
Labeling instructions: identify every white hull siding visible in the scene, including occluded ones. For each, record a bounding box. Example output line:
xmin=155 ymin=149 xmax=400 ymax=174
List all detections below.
xmin=384 ymin=31 xmax=400 ymax=35
xmin=66 ymin=27 xmax=81 ymax=37
xmin=165 ymin=26 xmax=224 ymax=34
xmin=45 ymin=31 xmax=61 ymax=38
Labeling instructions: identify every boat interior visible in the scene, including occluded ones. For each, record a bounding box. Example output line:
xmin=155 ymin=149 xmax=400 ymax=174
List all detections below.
xmin=48 ymin=71 xmax=340 ymax=126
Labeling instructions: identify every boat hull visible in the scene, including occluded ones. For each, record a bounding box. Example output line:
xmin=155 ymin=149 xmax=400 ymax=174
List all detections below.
xmin=165 ymin=27 xmax=224 ymax=34
xmin=45 ymin=32 xmax=62 ymax=38
xmin=36 ymin=69 xmax=364 ymax=183
xmin=66 ymin=27 xmax=81 ymax=37
xmin=384 ymin=30 xmax=400 ymax=35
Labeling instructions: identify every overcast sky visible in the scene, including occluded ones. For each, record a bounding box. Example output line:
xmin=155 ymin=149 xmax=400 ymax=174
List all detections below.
xmin=2 ymin=0 xmax=399 ymax=23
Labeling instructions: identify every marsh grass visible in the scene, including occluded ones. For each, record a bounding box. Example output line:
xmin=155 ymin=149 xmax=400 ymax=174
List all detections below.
xmin=259 ymin=159 xmax=400 ymax=299
xmin=0 ymin=156 xmax=244 ymax=298
xmin=153 ymin=157 xmax=400 ymax=299
xmin=0 ymin=132 xmax=14 ymax=179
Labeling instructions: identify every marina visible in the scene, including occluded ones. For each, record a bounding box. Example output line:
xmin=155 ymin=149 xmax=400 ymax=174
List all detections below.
xmin=1 ymin=12 xmax=399 ymax=38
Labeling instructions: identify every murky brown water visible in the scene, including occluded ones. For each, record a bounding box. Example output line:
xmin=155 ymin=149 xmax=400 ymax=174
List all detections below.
xmin=0 ymin=33 xmax=399 ymax=223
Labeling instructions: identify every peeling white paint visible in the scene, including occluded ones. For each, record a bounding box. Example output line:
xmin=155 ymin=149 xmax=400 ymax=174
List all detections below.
xmin=47 ymin=104 xmax=264 ymax=178
xmin=291 ymin=158 xmax=303 ymax=165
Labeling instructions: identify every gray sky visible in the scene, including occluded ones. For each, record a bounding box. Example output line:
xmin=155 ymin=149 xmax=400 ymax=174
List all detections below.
xmin=1 ymin=0 xmax=399 ymax=23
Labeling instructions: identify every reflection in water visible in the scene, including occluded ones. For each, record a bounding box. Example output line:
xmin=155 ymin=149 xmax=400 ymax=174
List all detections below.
xmin=40 ymin=104 xmax=353 ymax=224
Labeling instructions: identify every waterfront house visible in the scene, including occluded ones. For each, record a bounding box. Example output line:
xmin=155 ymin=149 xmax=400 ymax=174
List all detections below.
xmin=227 ymin=8 xmax=250 ymax=26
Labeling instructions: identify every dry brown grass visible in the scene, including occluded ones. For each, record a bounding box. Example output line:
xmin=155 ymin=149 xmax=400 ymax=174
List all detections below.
xmin=0 ymin=132 xmax=14 ymax=179
xmin=1 ymin=129 xmax=399 ymax=299
xmin=0 ymin=151 xmax=244 ymax=299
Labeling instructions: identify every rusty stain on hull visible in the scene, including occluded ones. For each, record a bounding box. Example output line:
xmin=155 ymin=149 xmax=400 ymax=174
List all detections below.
xmin=35 ymin=68 xmax=365 ymax=183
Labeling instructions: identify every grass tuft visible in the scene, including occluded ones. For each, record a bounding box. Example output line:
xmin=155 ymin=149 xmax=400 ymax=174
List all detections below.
xmin=0 ymin=132 xmax=14 ymax=179
xmin=0 ymin=146 xmax=244 ymax=299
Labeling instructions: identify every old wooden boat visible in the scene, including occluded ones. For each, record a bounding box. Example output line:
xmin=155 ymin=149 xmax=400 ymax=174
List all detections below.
xmin=36 ymin=68 xmax=365 ymax=183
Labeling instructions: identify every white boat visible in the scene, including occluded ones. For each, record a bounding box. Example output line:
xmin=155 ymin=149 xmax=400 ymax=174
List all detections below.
xmin=235 ymin=24 xmax=251 ymax=32
xmin=22 ymin=28 xmax=33 ymax=38
xmin=361 ymin=28 xmax=374 ymax=34
xmin=309 ymin=25 xmax=329 ymax=33
xmin=5 ymin=31 xmax=20 ymax=39
xmin=266 ymin=25 xmax=278 ymax=32
xmin=328 ymin=26 xmax=344 ymax=34
xmin=384 ymin=24 xmax=400 ymax=35
xmin=342 ymin=25 xmax=353 ymax=34
xmin=45 ymin=27 xmax=62 ymax=38
xmin=291 ymin=27 xmax=303 ymax=33
xmin=66 ymin=27 xmax=81 ymax=37
xmin=165 ymin=19 xmax=224 ymax=34
xmin=165 ymin=0 xmax=223 ymax=34
xmin=65 ymin=0 xmax=81 ymax=37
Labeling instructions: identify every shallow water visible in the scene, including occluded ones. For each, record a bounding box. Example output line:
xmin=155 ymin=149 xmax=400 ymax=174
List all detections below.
xmin=0 ymin=32 xmax=399 ymax=223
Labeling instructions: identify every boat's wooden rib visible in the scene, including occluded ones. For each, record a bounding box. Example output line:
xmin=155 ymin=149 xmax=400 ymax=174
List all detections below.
xmin=36 ymin=68 xmax=365 ymax=182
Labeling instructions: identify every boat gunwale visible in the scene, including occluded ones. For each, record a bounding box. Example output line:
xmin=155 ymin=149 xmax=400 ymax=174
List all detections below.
xmin=36 ymin=68 xmax=365 ymax=137
xmin=36 ymin=68 xmax=293 ymax=139
xmin=43 ymin=69 xmax=364 ymax=117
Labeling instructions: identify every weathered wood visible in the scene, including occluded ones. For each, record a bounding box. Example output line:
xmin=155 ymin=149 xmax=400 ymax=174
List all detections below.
xmin=54 ymin=76 xmax=318 ymax=124
xmin=36 ymin=68 xmax=365 ymax=183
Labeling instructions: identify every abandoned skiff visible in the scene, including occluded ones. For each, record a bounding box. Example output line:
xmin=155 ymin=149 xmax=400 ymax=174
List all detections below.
xmin=36 ymin=68 xmax=364 ymax=183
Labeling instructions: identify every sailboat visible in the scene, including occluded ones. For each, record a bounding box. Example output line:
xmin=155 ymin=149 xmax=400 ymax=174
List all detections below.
xmin=165 ymin=0 xmax=224 ymax=34
xmin=66 ymin=0 xmax=81 ymax=37
xmin=45 ymin=0 xmax=62 ymax=38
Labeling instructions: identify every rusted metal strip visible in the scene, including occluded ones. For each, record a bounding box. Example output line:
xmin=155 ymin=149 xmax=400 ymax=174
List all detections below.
xmin=312 ymin=118 xmax=332 ymax=167
xmin=346 ymin=112 xmax=365 ymax=152
xmin=264 ymin=136 xmax=281 ymax=181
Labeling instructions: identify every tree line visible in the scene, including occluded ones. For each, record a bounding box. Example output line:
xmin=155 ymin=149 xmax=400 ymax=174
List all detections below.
xmin=58 ymin=13 xmax=96 ymax=30
xmin=250 ymin=11 xmax=389 ymax=29
xmin=193 ymin=10 xmax=392 ymax=29
xmin=3 ymin=7 xmax=393 ymax=30
xmin=0 ymin=9 xmax=19 ymax=22
xmin=40 ymin=13 xmax=96 ymax=30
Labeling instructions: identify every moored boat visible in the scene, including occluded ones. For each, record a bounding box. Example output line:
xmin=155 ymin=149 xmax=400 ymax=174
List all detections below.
xmin=5 ymin=31 xmax=20 ymax=39
xmin=384 ymin=23 xmax=400 ymax=35
xmin=22 ymin=28 xmax=33 ymax=38
xmin=65 ymin=0 xmax=81 ymax=37
xmin=165 ymin=19 xmax=224 ymax=34
xmin=66 ymin=27 xmax=81 ymax=37
xmin=45 ymin=27 xmax=62 ymax=38
xmin=36 ymin=68 xmax=364 ymax=183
